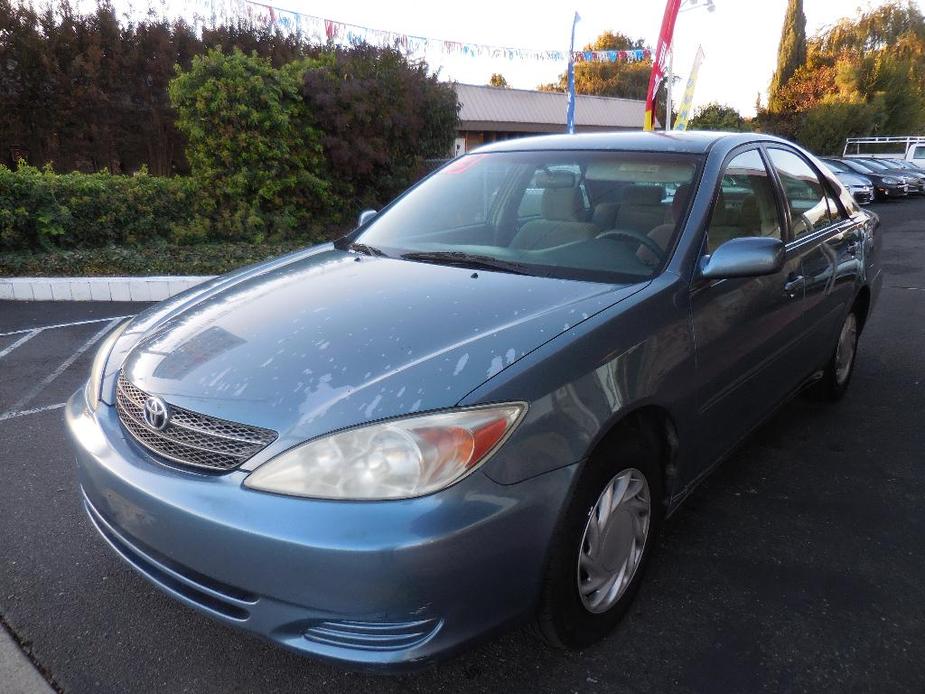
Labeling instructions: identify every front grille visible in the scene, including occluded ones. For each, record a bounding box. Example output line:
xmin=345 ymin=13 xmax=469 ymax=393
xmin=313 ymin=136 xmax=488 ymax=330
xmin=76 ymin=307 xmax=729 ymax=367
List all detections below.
xmin=116 ymin=373 xmax=277 ymax=471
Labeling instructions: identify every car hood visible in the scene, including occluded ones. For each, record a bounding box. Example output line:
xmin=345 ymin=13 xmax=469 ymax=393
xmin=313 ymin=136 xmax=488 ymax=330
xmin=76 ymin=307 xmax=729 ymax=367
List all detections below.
xmin=118 ymin=245 xmax=644 ymax=446
xmin=865 ymin=166 xmax=923 ymax=180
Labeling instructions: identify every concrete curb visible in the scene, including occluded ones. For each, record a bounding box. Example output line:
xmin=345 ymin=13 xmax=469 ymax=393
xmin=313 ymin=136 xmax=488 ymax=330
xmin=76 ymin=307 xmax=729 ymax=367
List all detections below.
xmin=0 ymin=622 xmax=55 ymax=693
xmin=0 ymin=276 xmax=214 ymax=302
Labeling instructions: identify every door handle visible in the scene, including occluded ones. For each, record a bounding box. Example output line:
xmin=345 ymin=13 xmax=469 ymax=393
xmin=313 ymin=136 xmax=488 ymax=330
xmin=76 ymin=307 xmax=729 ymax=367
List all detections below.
xmin=783 ymin=274 xmax=804 ymax=298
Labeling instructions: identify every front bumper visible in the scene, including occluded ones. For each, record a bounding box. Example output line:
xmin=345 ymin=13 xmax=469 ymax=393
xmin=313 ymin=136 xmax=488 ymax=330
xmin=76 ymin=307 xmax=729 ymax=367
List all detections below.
xmin=66 ymin=390 xmax=576 ymax=670
xmin=849 ymin=187 xmax=874 ymax=205
xmin=875 ymin=183 xmax=909 ymax=199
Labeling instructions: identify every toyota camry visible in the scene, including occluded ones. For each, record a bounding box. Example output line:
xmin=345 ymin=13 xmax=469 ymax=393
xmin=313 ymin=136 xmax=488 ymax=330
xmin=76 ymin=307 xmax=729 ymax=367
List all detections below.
xmin=67 ymin=132 xmax=882 ymax=670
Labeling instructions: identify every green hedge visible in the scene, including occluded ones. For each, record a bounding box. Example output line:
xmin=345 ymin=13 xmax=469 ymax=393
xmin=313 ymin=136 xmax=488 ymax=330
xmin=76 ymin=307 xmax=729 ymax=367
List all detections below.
xmin=0 ymin=163 xmax=196 ymax=251
xmin=0 ymin=43 xmax=457 ymax=257
xmin=0 ymin=162 xmax=337 ymax=254
xmin=0 ymin=241 xmax=306 ymax=276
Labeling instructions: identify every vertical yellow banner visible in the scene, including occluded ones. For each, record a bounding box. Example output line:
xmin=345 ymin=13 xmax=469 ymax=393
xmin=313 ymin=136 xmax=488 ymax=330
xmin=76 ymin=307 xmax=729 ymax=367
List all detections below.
xmin=674 ymin=46 xmax=705 ymax=131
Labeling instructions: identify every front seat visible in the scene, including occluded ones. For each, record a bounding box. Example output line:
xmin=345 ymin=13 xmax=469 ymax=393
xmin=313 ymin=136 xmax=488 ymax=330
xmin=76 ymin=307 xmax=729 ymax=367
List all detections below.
xmin=612 ymin=185 xmax=666 ymax=233
xmin=511 ymin=187 xmax=600 ymax=250
xmin=636 ymin=183 xmax=692 ymax=266
xmin=739 ymin=194 xmax=764 ymax=235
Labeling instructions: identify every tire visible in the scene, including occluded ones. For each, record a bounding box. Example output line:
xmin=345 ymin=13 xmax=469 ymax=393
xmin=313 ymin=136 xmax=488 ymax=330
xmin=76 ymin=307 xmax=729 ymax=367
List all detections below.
xmin=535 ymin=424 xmax=663 ymax=649
xmin=810 ymin=308 xmax=861 ymax=402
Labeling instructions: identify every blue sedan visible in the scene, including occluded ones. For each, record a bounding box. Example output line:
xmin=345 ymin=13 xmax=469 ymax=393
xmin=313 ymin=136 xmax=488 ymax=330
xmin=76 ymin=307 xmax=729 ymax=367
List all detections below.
xmin=67 ymin=132 xmax=882 ymax=669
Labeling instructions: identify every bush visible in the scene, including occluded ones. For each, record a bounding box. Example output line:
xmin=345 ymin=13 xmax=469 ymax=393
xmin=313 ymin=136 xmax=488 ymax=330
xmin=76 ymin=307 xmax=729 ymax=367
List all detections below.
xmin=0 ymin=162 xmax=196 ymax=251
xmin=0 ymin=241 xmax=306 ymax=276
xmin=168 ymin=48 xmax=333 ymax=243
xmin=795 ymin=97 xmax=886 ymax=155
xmin=0 ymin=43 xmax=459 ymax=256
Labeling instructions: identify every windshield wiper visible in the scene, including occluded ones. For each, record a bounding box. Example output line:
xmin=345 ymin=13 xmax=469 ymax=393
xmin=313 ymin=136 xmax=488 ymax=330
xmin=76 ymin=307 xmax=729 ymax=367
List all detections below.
xmin=401 ymin=251 xmax=531 ymax=276
xmin=348 ymin=242 xmax=388 ymax=257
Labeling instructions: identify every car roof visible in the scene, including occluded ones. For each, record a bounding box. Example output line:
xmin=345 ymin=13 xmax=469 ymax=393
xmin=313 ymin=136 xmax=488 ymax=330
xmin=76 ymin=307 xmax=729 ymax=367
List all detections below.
xmin=472 ymin=130 xmax=790 ymax=155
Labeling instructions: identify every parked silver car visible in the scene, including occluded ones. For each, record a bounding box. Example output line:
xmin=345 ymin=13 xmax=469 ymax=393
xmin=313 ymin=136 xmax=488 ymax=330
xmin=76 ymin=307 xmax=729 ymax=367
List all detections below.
xmin=820 ymin=164 xmax=874 ymax=205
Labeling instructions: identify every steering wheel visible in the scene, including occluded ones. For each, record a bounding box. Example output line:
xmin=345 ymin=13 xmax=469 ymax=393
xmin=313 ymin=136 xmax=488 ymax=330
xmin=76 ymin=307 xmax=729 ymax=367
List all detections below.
xmin=597 ymin=229 xmax=667 ymax=264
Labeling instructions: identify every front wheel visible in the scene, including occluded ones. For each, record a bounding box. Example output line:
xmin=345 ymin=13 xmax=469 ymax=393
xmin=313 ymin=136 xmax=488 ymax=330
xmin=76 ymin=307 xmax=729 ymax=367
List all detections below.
xmin=536 ymin=431 xmax=663 ymax=648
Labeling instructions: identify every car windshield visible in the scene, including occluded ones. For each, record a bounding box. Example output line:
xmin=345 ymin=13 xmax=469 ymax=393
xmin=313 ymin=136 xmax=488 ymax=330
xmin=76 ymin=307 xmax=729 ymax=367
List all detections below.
xmin=349 ymin=150 xmax=702 ymax=284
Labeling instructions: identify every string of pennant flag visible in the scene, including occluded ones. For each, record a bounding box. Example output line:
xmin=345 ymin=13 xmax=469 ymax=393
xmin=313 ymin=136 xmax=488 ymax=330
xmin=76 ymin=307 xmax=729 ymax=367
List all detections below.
xmin=242 ymin=1 xmax=650 ymax=64
xmin=573 ymin=49 xmax=651 ymax=63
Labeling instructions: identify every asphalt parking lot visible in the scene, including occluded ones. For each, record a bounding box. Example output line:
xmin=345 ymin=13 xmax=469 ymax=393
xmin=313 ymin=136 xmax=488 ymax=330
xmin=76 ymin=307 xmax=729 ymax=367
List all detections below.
xmin=1 ymin=198 xmax=924 ymax=693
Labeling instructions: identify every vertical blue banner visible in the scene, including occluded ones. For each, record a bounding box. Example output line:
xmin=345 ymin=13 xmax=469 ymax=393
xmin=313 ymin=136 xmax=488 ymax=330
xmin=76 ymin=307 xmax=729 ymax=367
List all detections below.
xmin=566 ymin=11 xmax=580 ymax=134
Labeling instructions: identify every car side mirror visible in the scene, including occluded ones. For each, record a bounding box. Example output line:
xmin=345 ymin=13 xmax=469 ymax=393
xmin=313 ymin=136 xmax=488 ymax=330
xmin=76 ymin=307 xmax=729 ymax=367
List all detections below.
xmin=357 ymin=209 xmax=378 ymax=227
xmin=699 ymin=236 xmax=785 ymax=280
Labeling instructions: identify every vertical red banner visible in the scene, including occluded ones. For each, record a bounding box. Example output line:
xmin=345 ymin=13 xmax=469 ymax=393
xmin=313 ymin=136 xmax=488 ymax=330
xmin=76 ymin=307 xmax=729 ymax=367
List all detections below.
xmin=644 ymin=0 xmax=682 ymax=131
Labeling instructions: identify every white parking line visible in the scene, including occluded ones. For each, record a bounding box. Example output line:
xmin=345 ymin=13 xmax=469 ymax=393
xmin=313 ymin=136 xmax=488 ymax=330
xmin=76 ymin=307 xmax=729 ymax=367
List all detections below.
xmin=0 ymin=330 xmax=40 ymax=360
xmin=0 ymin=315 xmax=130 ymax=338
xmin=0 ymin=402 xmax=66 ymax=423
xmin=0 ymin=318 xmax=121 ymax=419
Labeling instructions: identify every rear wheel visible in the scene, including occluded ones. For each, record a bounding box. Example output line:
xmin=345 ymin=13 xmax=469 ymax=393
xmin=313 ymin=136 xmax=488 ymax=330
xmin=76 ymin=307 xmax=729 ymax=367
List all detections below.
xmin=536 ymin=428 xmax=663 ymax=648
xmin=810 ymin=309 xmax=860 ymax=401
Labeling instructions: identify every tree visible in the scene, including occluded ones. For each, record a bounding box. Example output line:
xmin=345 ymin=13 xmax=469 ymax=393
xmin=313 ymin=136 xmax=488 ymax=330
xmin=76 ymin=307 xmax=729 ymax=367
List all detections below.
xmin=768 ymin=0 xmax=807 ymax=112
xmin=770 ymin=64 xmax=838 ymax=114
xmin=688 ymin=103 xmax=749 ymax=132
xmin=538 ymin=31 xmax=651 ymax=100
xmin=758 ymin=0 xmax=925 ymax=144
xmin=488 ymin=73 xmax=509 ymax=88
xmin=301 ymin=44 xmax=458 ymax=210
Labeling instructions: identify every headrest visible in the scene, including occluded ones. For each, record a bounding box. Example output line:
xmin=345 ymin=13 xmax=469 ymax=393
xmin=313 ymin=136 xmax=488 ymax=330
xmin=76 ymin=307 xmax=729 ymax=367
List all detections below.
xmin=621 ymin=185 xmax=665 ymax=206
xmin=672 ymin=183 xmax=692 ymax=221
xmin=542 ymin=187 xmax=582 ymax=222
xmin=739 ymin=194 xmax=761 ymax=230
xmin=711 ymin=190 xmax=732 ymax=226
xmin=592 ymin=202 xmax=620 ymax=230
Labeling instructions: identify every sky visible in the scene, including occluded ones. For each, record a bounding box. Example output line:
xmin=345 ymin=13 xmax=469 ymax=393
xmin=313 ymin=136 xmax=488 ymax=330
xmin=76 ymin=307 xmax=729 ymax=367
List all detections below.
xmin=98 ymin=0 xmax=925 ymax=117
xmin=277 ymin=0 xmax=924 ymax=116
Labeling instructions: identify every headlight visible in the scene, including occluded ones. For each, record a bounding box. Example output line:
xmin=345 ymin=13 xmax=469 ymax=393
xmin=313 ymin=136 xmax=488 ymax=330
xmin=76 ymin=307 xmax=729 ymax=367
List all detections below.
xmin=244 ymin=404 xmax=526 ymax=500
xmin=85 ymin=319 xmax=131 ymax=411
xmin=883 ymin=176 xmax=899 ymax=184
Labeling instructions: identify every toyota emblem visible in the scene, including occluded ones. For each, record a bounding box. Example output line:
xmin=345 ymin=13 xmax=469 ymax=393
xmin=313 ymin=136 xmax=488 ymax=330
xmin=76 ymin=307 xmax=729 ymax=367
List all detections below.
xmin=143 ymin=396 xmax=170 ymax=431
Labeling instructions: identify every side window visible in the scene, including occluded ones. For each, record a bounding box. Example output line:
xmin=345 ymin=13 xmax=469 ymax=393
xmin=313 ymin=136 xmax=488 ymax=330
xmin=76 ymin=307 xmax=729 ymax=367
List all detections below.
xmin=913 ymin=145 xmax=925 ymax=161
xmin=768 ymin=149 xmax=835 ymax=238
xmin=707 ymin=149 xmax=782 ymax=252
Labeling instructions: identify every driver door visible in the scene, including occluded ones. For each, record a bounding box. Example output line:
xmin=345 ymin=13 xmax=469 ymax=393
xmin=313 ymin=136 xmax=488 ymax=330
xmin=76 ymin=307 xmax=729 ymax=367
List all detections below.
xmin=689 ymin=147 xmax=807 ymax=473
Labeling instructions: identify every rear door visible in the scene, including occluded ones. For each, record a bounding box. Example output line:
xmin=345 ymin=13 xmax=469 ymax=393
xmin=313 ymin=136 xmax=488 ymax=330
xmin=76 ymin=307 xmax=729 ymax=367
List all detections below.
xmin=689 ymin=147 xmax=808 ymax=472
xmin=766 ymin=147 xmax=862 ymax=372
